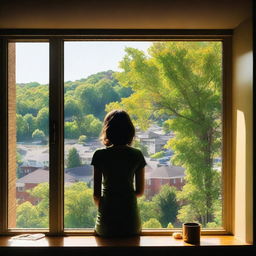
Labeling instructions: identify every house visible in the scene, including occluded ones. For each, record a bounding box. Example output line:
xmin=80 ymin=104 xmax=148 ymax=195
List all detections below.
xmin=65 ymin=165 xmax=93 ymax=183
xmin=137 ymin=130 xmax=169 ymax=154
xmin=16 ymin=169 xmax=77 ymax=205
xmin=145 ymin=165 xmax=185 ymax=198
xmin=19 ymin=160 xmax=46 ymax=177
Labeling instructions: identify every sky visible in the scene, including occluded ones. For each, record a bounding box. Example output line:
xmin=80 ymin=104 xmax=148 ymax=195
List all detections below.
xmin=16 ymin=42 xmax=152 ymax=84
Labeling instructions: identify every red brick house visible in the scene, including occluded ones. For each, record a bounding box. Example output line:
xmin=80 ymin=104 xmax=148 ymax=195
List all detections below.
xmin=19 ymin=160 xmax=45 ymax=177
xmin=145 ymin=165 xmax=185 ymax=199
xmin=16 ymin=169 xmax=77 ymax=205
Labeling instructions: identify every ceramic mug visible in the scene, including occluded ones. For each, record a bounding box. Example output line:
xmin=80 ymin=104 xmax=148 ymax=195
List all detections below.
xmin=182 ymin=222 xmax=201 ymax=244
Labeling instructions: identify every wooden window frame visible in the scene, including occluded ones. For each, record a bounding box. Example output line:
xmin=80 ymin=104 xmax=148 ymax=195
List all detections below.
xmin=0 ymin=29 xmax=233 ymax=236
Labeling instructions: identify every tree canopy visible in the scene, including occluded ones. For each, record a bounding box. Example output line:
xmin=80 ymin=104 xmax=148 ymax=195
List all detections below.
xmin=106 ymin=42 xmax=222 ymax=226
xmin=66 ymin=147 xmax=82 ymax=168
xmin=16 ymin=70 xmax=130 ymax=142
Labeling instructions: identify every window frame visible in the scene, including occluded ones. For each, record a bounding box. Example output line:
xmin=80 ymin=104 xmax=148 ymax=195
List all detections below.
xmin=0 ymin=29 xmax=233 ymax=236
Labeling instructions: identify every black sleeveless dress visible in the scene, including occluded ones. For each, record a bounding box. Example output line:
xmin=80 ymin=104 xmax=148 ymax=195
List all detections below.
xmin=91 ymin=145 xmax=146 ymax=237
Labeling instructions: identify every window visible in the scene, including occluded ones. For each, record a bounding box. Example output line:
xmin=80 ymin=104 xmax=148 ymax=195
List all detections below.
xmin=17 ymin=185 xmax=24 ymax=192
xmin=8 ymin=42 xmax=49 ymax=229
xmin=0 ymin=30 xmax=232 ymax=235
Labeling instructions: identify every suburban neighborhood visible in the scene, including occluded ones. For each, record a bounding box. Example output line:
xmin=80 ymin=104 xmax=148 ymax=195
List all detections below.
xmin=16 ymin=125 xmax=186 ymax=205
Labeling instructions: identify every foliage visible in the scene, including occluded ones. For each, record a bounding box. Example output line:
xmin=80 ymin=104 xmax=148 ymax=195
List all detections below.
xmin=24 ymin=114 xmax=37 ymax=138
xmin=166 ymin=223 xmax=174 ymax=229
xmin=152 ymin=185 xmax=179 ymax=228
xmin=36 ymin=107 xmax=49 ymax=135
xmin=150 ymin=151 xmax=165 ymax=159
xmin=137 ymin=196 xmax=158 ymax=223
xmin=16 ymin=182 xmax=97 ymax=229
xmin=16 ymin=83 xmax=48 ymax=116
xmin=17 ymin=182 xmax=49 ymax=228
xmin=16 ymin=71 xmax=126 ymax=141
xmin=32 ymin=129 xmax=46 ymax=141
xmin=78 ymin=135 xmax=87 ymax=144
xmin=65 ymin=182 xmax=97 ymax=228
xmin=142 ymin=218 xmax=162 ymax=228
xmin=66 ymin=147 xmax=82 ymax=168
xmin=17 ymin=201 xmax=45 ymax=228
xmin=65 ymin=97 xmax=82 ymax=118
xmin=16 ymin=114 xmax=29 ymax=141
xmin=107 ymin=42 xmax=222 ymax=226
xmin=74 ymin=71 xmax=124 ymax=120
xmin=65 ymin=121 xmax=80 ymax=139
xmin=79 ymin=114 xmax=102 ymax=138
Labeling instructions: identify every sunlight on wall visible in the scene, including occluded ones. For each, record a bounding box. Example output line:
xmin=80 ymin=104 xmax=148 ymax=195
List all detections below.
xmin=234 ymin=110 xmax=246 ymax=240
xmin=232 ymin=17 xmax=253 ymax=244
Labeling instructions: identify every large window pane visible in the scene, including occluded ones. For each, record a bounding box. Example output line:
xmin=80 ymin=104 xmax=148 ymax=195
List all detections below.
xmin=8 ymin=42 xmax=49 ymax=229
xmin=64 ymin=41 xmax=223 ymax=229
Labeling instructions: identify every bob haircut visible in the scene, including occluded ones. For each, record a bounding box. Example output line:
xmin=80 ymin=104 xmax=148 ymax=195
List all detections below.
xmin=100 ymin=110 xmax=135 ymax=146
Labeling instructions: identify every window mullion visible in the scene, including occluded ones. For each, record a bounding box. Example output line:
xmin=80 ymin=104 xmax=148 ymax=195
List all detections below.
xmin=222 ymin=37 xmax=233 ymax=234
xmin=49 ymin=38 xmax=64 ymax=235
xmin=0 ymin=39 xmax=8 ymax=233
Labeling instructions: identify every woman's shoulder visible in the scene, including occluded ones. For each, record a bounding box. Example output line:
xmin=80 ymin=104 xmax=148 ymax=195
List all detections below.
xmin=93 ymin=147 xmax=107 ymax=155
xmin=127 ymin=146 xmax=144 ymax=155
xmin=91 ymin=147 xmax=107 ymax=165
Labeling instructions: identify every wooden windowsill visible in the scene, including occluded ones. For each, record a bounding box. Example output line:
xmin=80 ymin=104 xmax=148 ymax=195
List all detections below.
xmin=0 ymin=235 xmax=251 ymax=247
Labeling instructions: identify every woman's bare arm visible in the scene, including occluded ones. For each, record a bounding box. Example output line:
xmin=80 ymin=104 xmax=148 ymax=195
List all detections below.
xmin=135 ymin=167 xmax=145 ymax=197
xmin=93 ymin=167 xmax=102 ymax=207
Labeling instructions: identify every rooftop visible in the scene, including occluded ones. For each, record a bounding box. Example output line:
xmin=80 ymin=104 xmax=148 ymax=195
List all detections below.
xmin=146 ymin=165 xmax=185 ymax=179
xmin=17 ymin=169 xmax=77 ymax=184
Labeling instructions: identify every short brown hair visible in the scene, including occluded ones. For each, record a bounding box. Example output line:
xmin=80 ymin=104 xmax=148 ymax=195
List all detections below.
xmin=100 ymin=110 xmax=135 ymax=146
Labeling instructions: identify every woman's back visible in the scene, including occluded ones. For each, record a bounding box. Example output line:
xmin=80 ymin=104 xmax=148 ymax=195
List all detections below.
xmin=91 ymin=145 xmax=146 ymax=237
xmin=92 ymin=145 xmax=145 ymax=195
xmin=92 ymin=109 xmax=146 ymax=237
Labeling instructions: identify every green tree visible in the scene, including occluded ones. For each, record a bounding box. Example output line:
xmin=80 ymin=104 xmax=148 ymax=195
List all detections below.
xmin=17 ymin=182 xmax=49 ymax=228
xmin=78 ymin=135 xmax=87 ymax=144
xmin=17 ymin=202 xmax=43 ymax=228
xmin=143 ymin=218 xmax=162 ymax=228
xmin=16 ymin=114 xmax=29 ymax=141
xmin=94 ymin=79 xmax=120 ymax=119
xmin=65 ymin=182 xmax=97 ymax=228
xmin=28 ymin=182 xmax=49 ymax=227
xmin=65 ymin=97 xmax=82 ymax=118
xmin=16 ymin=182 xmax=97 ymax=229
xmin=107 ymin=42 xmax=222 ymax=226
xmin=32 ymin=129 xmax=46 ymax=142
xmin=24 ymin=113 xmax=37 ymax=139
xmin=16 ymin=83 xmax=49 ymax=116
xmin=152 ymin=185 xmax=179 ymax=228
xmin=166 ymin=223 xmax=174 ymax=228
xmin=65 ymin=121 xmax=80 ymax=139
xmin=36 ymin=107 xmax=49 ymax=135
xmin=75 ymin=84 xmax=99 ymax=116
xmin=150 ymin=151 xmax=165 ymax=159
xmin=80 ymin=114 xmax=102 ymax=138
xmin=137 ymin=196 xmax=158 ymax=224
xmin=66 ymin=147 xmax=82 ymax=168
xmin=74 ymin=72 xmax=121 ymax=120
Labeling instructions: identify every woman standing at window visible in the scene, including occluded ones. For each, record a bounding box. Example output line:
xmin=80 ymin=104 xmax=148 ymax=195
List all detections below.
xmin=91 ymin=110 xmax=146 ymax=237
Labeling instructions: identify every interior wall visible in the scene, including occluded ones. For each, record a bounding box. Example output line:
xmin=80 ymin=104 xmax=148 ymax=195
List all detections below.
xmin=0 ymin=0 xmax=252 ymax=29
xmin=232 ymin=18 xmax=253 ymax=244
xmin=0 ymin=0 xmax=254 ymax=243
